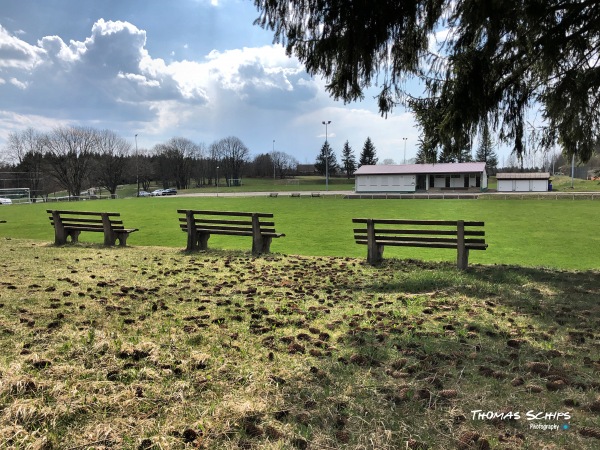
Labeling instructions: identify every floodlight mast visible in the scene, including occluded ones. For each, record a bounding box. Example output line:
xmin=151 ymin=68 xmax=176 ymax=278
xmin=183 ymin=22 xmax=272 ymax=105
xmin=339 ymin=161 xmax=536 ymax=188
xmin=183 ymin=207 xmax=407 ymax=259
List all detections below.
xmin=135 ymin=134 xmax=139 ymax=197
xmin=322 ymin=120 xmax=331 ymax=191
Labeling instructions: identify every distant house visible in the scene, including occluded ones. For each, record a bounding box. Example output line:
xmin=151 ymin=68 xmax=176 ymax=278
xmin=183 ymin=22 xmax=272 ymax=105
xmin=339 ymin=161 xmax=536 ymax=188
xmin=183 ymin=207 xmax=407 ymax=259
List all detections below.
xmin=496 ymin=172 xmax=550 ymax=192
xmin=354 ymin=163 xmax=488 ymax=193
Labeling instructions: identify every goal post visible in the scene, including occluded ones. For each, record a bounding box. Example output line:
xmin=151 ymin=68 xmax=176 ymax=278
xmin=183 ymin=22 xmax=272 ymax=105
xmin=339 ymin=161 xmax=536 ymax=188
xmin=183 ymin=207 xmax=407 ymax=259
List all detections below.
xmin=227 ymin=178 xmax=243 ymax=187
xmin=0 ymin=187 xmax=31 ymax=204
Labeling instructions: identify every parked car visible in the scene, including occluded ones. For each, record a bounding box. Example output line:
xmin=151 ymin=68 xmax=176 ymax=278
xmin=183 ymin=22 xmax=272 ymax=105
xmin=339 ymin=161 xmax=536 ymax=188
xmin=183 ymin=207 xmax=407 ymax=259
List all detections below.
xmin=151 ymin=189 xmax=164 ymax=196
xmin=162 ymin=188 xmax=178 ymax=195
xmin=0 ymin=198 xmax=12 ymax=205
xmin=138 ymin=190 xmax=151 ymax=197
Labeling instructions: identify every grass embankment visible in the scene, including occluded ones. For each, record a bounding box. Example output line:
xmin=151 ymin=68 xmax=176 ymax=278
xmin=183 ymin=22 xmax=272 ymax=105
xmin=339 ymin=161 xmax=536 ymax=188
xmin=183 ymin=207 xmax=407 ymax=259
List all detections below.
xmin=550 ymin=175 xmax=600 ymax=192
xmin=0 ymin=241 xmax=599 ymax=449
xmin=1 ymin=197 xmax=600 ymax=270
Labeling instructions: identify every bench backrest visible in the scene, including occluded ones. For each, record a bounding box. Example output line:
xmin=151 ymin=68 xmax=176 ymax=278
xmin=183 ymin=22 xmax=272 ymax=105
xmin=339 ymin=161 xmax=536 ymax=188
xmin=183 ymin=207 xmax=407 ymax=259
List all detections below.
xmin=47 ymin=210 xmax=125 ymax=230
xmin=177 ymin=210 xmax=277 ymax=235
xmin=352 ymin=218 xmax=486 ymax=248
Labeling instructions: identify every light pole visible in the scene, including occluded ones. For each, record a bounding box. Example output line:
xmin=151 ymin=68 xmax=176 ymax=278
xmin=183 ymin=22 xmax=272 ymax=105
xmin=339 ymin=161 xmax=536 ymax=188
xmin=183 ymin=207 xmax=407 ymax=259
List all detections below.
xmin=216 ymin=166 xmax=219 ymax=197
xmin=402 ymin=137 xmax=407 ymax=164
xmin=272 ymin=139 xmax=276 ymax=180
xmin=322 ymin=120 xmax=331 ymax=191
xmin=135 ymin=134 xmax=139 ymax=197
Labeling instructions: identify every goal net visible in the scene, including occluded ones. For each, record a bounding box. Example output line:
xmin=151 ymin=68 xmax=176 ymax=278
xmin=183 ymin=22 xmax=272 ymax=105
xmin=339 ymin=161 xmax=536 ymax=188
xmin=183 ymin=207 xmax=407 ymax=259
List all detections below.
xmin=0 ymin=187 xmax=31 ymax=204
xmin=227 ymin=178 xmax=243 ymax=187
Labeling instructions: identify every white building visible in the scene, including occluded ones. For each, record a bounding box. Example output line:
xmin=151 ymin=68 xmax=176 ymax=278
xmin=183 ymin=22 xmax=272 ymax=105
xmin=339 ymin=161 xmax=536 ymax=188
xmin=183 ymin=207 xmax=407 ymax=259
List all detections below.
xmin=354 ymin=163 xmax=488 ymax=193
xmin=496 ymin=173 xmax=550 ymax=192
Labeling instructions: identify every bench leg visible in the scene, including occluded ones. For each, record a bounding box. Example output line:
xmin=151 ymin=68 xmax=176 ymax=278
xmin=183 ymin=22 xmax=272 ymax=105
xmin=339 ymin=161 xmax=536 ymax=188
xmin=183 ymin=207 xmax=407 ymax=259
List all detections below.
xmin=457 ymin=247 xmax=469 ymax=270
xmin=54 ymin=230 xmax=67 ymax=245
xmin=196 ymin=232 xmax=209 ymax=251
xmin=367 ymin=244 xmax=384 ymax=265
xmin=114 ymin=232 xmax=129 ymax=246
xmin=104 ymin=231 xmax=117 ymax=246
xmin=66 ymin=230 xmax=81 ymax=244
xmin=260 ymin=236 xmax=273 ymax=254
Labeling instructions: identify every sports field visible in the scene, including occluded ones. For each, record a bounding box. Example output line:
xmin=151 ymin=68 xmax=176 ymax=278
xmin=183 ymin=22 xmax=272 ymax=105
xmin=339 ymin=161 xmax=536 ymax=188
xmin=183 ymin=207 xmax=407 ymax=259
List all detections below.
xmin=1 ymin=196 xmax=599 ymax=270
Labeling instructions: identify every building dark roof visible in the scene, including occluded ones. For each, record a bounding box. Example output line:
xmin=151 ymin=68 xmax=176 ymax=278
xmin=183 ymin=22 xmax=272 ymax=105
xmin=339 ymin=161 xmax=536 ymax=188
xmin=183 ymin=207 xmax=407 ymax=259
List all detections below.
xmin=354 ymin=162 xmax=487 ymax=175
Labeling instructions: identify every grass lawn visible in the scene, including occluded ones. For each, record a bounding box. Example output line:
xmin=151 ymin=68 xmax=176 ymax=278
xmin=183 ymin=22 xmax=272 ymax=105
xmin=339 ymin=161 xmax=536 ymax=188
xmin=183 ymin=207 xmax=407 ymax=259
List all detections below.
xmin=1 ymin=196 xmax=599 ymax=270
xmin=0 ymin=241 xmax=599 ymax=449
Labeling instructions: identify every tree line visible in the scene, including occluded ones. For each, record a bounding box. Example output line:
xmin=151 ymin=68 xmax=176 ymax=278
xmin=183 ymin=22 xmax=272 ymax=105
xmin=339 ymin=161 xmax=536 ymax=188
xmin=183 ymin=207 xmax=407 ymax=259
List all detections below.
xmin=316 ymin=133 xmax=499 ymax=179
xmin=1 ymin=126 xmax=299 ymax=199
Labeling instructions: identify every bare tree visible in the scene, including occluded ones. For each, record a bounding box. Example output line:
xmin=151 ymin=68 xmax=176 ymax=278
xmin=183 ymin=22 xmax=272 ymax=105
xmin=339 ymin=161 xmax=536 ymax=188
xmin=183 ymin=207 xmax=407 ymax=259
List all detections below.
xmin=94 ymin=130 xmax=131 ymax=198
xmin=44 ymin=126 xmax=98 ymax=198
xmin=4 ymin=128 xmax=47 ymax=200
xmin=154 ymin=137 xmax=201 ymax=189
xmin=211 ymin=136 xmax=250 ymax=186
xmin=272 ymin=151 xmax=298 ymax=178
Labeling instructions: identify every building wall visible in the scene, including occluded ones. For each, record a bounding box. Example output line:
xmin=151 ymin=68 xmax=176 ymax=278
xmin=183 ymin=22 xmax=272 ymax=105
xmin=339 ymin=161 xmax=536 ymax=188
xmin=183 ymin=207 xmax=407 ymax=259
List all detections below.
xmin=356 ymin=171 xmax=487 ymax=192
xmin=430 ymin=173 xmax=487 ymax=189
xmin=497 ymin=179 xmax=548 ymax=192
xmin=356 ymin=174 xmax=416 ymax=192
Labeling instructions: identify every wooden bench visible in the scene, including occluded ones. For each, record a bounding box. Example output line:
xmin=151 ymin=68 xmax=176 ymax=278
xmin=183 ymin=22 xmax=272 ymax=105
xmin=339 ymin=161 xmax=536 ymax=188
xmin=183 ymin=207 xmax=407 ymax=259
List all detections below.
xmin=268 ymin=193 xmax=279 ymax=197
xmin=47 ymin=210 xmax=139 ymax=246
xmin=290 ymin=192 xmax=301 ymax=197
xmin=353 ymin=218 xmax=487 ymax=270
xmin=311 ymin=192 xmax=322 ymax=197
xmin=178 ymin=210 xmax=285 ymax=254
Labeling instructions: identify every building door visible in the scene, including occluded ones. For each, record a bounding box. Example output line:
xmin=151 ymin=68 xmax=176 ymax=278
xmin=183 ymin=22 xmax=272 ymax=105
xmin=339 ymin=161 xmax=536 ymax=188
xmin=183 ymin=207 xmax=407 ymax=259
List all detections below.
xmin=464 ymin=176 xmax=469 ymax=188
xmin=416 ymin=175 xmax=427 ymax=190
xmin=445 ymin=176 xmax=451 ymax=188
xmin=475 ymin=176 xmax=481 ymax=188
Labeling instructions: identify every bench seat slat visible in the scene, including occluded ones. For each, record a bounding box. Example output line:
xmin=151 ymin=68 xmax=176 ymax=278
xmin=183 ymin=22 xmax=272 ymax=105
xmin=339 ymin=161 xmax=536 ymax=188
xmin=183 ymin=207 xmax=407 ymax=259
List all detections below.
xmin=178 ymin=218 xmax=276 ymax=227
xmin=353 ymin=218 xmax=484 ymax=227
xmin=354 ymin=235 xmax=486 ymax=245
xmin=53 ymin=218 xmax=124 ymax=225
xmin=353 ymin=228 xmax=485 ymax=237
xmin=180 ymin=225 xmax=277 ymax=236
xmin=355 ymin=239 xmax=487 ymax=250
xmin=176 ymin=209 xmax=273 ymax=218
xmin=46 ymin=210 xmax=121 ymax=217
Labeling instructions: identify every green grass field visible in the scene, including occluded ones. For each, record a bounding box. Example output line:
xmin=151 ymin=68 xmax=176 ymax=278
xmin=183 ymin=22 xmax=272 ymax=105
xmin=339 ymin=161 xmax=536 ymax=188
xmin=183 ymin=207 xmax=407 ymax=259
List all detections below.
xmin=1 ymin=196 xmax=599 ymax=270
xmin=2 ymin=185 xmax=600 ymax=448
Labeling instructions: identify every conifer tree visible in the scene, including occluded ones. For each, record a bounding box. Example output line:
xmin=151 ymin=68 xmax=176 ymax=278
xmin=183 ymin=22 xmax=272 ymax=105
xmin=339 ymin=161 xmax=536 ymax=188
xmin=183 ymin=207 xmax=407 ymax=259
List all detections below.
xmin=358 ymin=137 xmax=378 ymax=167
xmin=340 ymin=140 xmax=357 ymax=178
xmin=315 ymin=141 xmax=338 ymax=175
xmin=475 ymin=122 xmax=499 ymax=172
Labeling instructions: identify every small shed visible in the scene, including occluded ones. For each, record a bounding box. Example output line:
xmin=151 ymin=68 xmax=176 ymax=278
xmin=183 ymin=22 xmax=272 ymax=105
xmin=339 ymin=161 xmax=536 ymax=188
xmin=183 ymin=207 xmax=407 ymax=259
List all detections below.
xmin=354 ymin=162 xmax=488 ymax=193
xmin=496 ymin=173 xmax=550 ymax=192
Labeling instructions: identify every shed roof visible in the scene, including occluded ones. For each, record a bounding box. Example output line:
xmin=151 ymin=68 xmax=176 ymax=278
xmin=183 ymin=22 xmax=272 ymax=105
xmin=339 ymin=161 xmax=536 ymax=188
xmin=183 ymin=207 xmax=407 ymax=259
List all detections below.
xmin=496 ymin=172 xmax=550 ymax=180
xmin=354 ymin=162 xmax=487 ymax=175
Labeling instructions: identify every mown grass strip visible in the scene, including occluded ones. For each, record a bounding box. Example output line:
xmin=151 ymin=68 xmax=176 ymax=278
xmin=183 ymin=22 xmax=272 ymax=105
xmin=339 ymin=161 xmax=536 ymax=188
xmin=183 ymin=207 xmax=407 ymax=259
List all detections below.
xmin=1 ymin=196 xmax=599 ymax=269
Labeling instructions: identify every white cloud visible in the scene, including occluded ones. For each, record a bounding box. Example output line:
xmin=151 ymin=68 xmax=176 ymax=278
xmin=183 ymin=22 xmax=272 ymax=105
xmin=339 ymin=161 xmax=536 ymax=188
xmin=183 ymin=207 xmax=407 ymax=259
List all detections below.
xmin=0 ymin=10 xmax=417 ymax=163
xmin=0 ymin=24 xmax=44 ymax=69
xmin=9 ymin=78 xmax=27 ymax=89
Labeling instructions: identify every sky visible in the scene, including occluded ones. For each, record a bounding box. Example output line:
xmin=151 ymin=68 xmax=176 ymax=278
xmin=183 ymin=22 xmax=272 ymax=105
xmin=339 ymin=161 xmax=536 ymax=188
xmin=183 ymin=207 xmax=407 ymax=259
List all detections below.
xmin=0 ymin=0 xmax=517 ymax=166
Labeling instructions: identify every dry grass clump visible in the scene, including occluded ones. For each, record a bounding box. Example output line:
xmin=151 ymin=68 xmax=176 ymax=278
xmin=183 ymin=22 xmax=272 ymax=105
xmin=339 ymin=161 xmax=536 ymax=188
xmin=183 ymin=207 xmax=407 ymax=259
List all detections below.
xmin=0 ymin=239 xmax=599 ymax=449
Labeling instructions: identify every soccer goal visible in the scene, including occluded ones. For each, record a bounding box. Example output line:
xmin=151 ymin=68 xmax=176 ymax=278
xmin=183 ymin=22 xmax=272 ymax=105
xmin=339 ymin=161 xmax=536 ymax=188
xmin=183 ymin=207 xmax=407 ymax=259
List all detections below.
xmin=227 ymin=178 xmax=243 ymax=187
xmin=0 ymin=187 xmax=31 ymax=204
